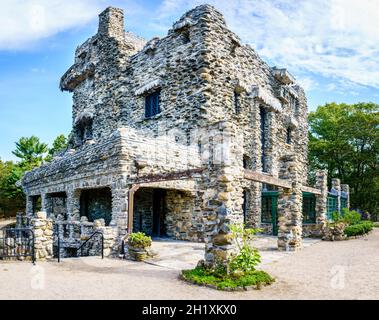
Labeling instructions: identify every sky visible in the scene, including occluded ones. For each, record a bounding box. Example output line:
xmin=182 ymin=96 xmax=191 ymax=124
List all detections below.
xmin=0 ymin=0 xmax=378 ymax=161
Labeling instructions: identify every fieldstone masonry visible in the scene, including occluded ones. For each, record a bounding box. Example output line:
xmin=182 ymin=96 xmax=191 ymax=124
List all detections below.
xmin=31 ymin=212 xmax=54 ymax=261
xmin=20 ymin=5 xmax=349 ymax=265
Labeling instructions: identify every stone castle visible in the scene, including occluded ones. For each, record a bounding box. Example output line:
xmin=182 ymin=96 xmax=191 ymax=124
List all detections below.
xmin=21 ymin=5 xmax=349 ymax=263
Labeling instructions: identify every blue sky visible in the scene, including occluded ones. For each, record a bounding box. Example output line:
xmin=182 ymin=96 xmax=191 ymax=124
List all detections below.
xmin=1 ymin=0 xmax=378 ymax=161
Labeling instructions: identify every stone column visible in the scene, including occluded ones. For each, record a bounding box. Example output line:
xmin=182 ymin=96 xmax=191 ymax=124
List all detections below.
xmin=111 ymin=181 xmax=129 ymax=238
xmin=31 ymin=211 xmax=54 ymax=261
xmin=201 ymin=122 xmax=243 ymax=269
xmin=26 ymin=196 xmax=34 ymax=217
xmin=277 ymin=154 xmax=303 ymax=251
xmin=315 ymin=170 xmax=328 ymax=224
xmin=341 ymin=184 xmax=350 ymax=209
xmin=41 ymin=193 xmax=48 ymax=212
xmin=332 ymin=178 xmax=341 ymax=213
xmin=66 ymin=189 xmax=81 ymax=221
xmin=246 ymin=181 xmax=262 ymax=228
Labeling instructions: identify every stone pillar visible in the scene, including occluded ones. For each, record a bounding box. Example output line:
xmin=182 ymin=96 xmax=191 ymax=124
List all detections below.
xmin=199 ymin=122 xmax=243 ymax=269
xmin=31 ymin=211 xmax=54 ymax=261
xmin=111 ymin=181 xmax=129 ymax=238
xmin=315 ymin=170 xmax=328 ymax=224
xmin=332 ymin=178 xmax=341 ymax=213
xmin=246 ymin=181 xmax=262 ymax=228
xmin=341 ymin=184 xmax=350 ymax=209
xmin=277 ymin=155 xmax=303 ymax=251
xmin=26 ymin=196 xmax=34 ymax=217
xmin=66 ymin=189 xmax=81 ymax=221
xmin=41 ymin=193 xmax=48 ymax=212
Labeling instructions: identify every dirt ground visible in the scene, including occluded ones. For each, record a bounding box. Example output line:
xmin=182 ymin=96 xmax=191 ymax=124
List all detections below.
xmin=1 ymin=229 xmax=379 ymax=300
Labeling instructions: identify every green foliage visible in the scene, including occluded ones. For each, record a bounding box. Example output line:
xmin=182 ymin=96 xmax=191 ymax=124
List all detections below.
xmin=228 ymin=223 xmax=262 ymax=274
xmin=127 ymin=232 xmax=152 ymax=249
xmin=0 ymin=159 xmax=25 ymax=217
xmin=308 ymin=102 xmax=379 ymax=219
xmin=181 ymin=266 xmax=274 ymax=290
xmin=373 ymin=222 xmax=379 ymax=228
xmin=341 ymin=208 xmax=362 ymax=225
xmin=12 ymin=136 xmax=48 ymax=167
xmin=0 ymin=134 xmax=68 ymax=217
xmin=45 ymin=134 xmax=68 ymax=162
xmin=344 ymin=221 xmax=374 ymax=237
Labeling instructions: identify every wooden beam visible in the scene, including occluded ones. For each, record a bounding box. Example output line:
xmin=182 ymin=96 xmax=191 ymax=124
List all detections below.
xmin=301 ymin=185 xmax=322 ymax=195
xmin=244 ymin=170 xmax=292 ymax=189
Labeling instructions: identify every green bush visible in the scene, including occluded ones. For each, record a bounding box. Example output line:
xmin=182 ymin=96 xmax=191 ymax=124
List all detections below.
xmin=127 ymin=232 xmax=152 ymax=249
xmin=374 ymin=222 xmax=379 ymax=228
xmin=341 ymin=208 xmax=361 ymax=225
xmin=181 ymin=266 xmax=274 ymax=290
xmin=227 ymin=223 xmax=262 ymax=274
xmin=344 ymin=221 xmax=374 ymax=237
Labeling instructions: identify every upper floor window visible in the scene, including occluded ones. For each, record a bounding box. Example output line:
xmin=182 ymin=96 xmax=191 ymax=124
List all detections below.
xmin=234 ymin=91 xmax=241 ymax=114
xmin=286 ymin=127 xmax=292 ymax=144
xmin=260 ymin=106 xmax=268 ymax=173
xmin=145 ymin=90 xmax=161 ymax=118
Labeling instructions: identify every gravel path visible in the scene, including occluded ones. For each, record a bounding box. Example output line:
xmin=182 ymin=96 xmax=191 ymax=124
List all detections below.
xmin=1 ymin=229 xmax=379 ymax=300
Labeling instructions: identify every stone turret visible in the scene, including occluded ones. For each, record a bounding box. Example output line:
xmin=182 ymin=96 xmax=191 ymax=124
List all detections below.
xmin=98 ymin=7 xmax=125 ymax=40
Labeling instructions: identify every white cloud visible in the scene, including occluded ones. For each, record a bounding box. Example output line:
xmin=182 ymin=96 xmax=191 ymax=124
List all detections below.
xmin=155 ymin=0 xmax=379 ymax=89
xmin=0 ymin=0 xmax=105 ymax=50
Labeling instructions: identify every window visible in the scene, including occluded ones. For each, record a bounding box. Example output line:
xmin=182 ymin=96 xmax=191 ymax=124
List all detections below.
xmin=286 ymin=127 xmax=292 ymax=144
xmin=145 ymin=90 xmax=161 ymax=118
xmin=327 ymin=195 xmax=338 ymax=220
xmin=182 ymin=30 xmax=190 ymax=44
xmin=243 ymin=155 xmax=250 ymax=169
xmin=242 ymin=190 xmax=248 ymax=224
xmin=341 ymin=197 xmax=348 ymax=209
xmin=260 ymin=106 xmax=268 ymax=172
xmin=302 ymin=192 xmax=316 ymax=223
xmin=261 ymin=196 xmax=272 ymax=223
xmin=234 ymin=91 xmax=241 ymax=113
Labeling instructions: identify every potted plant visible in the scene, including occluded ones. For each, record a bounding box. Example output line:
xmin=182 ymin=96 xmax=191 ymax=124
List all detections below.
xmin=126 ymin=232 xmax=154 ymax=261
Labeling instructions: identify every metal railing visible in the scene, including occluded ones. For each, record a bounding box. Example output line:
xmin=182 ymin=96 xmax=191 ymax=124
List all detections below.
xmin=77 ymin=231 xmax=104 ymax=259
xmin=0 ymin=227 xmax=35 ymax=264
xmin=55 ymin=225 xmax=104 ymax=262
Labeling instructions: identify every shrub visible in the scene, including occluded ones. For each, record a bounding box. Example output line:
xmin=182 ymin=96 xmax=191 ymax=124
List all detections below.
xmin=341 ymin=208 xmax=362 ymax=225
xmin=374 ymin=222 xmax=379 ymax=228
xmin=344 ymin=221 xmax=374 ymax=237
xmin=227 ymin=223 xmax=262 ymax=274
xmin=127 ymin=232 xmax=152 ymax=249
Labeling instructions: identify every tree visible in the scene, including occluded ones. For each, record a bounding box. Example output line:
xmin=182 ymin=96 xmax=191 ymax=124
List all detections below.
xmin=12 ymin=136 xmax=48 ymax=167
xmin=46 ymin=134 xmax=68 ymax=162
xmin=0 ymin=159 xmax=24 ymax=217
xmin=308 ymin=102 xmax=379 ymax=219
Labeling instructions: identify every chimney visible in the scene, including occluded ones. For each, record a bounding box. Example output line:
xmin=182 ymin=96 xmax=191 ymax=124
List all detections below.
xmin=98 ymin=7 xmax=125 ymax=40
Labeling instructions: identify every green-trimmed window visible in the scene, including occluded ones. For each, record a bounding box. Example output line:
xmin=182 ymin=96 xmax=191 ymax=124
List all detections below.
xmin=341 ymin=197 xmax=348 ymax=209
xmin=261 ymin=196 xmax=273 ymax=223
xmin=327 ymin=195 xmax=338 ymax=220
xmin=302 ymin=192 xmax=316 ymax=223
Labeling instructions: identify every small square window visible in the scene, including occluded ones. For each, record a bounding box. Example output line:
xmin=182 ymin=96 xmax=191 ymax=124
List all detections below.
xmin=145 ymin=90 xmax=161 ymax=118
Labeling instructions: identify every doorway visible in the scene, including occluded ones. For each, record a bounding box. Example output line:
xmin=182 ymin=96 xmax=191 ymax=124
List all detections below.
xmin=152 ymin=189 xmax=167 ymax=237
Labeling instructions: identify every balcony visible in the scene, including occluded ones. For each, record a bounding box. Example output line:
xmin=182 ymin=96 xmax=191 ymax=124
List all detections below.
xmin=271 ymin=67 xmax=296 ymax=85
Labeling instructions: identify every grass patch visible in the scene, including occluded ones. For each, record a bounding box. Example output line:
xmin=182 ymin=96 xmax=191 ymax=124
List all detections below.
xmin=181 ymin=266 xmax=275 ymax=291
xmin=373 ymin=222 xmax=379 ymax=228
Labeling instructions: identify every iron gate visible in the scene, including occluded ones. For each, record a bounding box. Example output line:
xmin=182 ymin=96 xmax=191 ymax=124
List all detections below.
xmin=0 ymin=227 xmax=35 ymax=263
